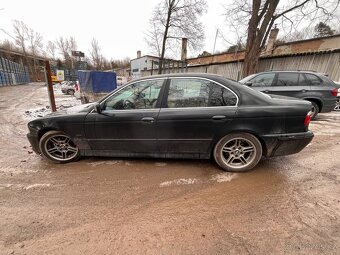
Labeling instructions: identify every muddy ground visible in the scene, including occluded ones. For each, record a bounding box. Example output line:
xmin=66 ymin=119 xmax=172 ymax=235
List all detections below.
xmin=0 ymin=83 xmax=339 ymax=255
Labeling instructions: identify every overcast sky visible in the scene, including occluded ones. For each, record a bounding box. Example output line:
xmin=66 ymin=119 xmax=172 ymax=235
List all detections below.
xmin=0 ymin=0 xmax=234 ymax=60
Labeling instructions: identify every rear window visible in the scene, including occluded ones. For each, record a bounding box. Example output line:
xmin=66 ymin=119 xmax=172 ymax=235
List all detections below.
xmin=305 ymin=74 xmax=323 ymax=86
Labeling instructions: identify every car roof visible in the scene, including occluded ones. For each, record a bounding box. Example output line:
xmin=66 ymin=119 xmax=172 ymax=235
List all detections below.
xmin=130 ymin=73 xmax=227 ymax=83
xmin=253 ymin=70 xmax=323 ymax=75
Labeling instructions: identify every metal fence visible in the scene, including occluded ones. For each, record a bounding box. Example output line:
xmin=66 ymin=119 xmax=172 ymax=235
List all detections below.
xmin=0 ymin=57 xmax=30 ymax=86
xmin=141 ymin=52 xmax=340 ymax=82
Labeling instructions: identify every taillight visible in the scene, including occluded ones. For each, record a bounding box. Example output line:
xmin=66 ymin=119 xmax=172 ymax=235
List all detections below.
xmin=75 ymin=82 xmax=79 ymax=92
xmin=331 ymin=88 xmax=338 ymax=97
xmin=304 ymin=112 xmax=312 ymax=127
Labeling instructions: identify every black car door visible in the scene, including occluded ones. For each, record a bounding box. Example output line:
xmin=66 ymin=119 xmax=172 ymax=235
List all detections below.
xmin=157 ymin=77 xmax=238 ymax=157
xmin=84 ymin=78 xmax=166 ymax=155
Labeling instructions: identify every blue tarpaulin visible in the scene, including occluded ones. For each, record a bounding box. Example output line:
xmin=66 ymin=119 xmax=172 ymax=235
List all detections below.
xmin=77 ymin=71 xmax=117 ymax=93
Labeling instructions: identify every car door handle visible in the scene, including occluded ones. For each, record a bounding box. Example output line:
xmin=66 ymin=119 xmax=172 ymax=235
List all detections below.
xmin=212 ymin=115 xmax=227 ymax=120
xmin=264 ymin=90 xmax=270 ymax=93
xmin=300 ymin=89 xmax=308 ymax=92
xmin=141 ymin=117 xmax=155 ymax=123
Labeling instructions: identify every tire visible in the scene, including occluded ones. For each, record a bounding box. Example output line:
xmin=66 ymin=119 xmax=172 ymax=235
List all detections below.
xmin=334 ymin=99 xmax=340 ymax=111
xmin=39 ymin=131 xmax=80 ymax=163
xmin=67 ymin=89 xmax=75 ymax=96
xmin=309 ymin=101 xmax=319 ymax=120
xmin=213 ymin=133 xmax=262 ymax=172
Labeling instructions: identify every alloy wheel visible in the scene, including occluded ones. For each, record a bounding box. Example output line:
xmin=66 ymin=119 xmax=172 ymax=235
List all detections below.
xmin=221 ymin=138 xmax=256 ymax=169
xmin=335 ymin=99 xmax=340 ymax=111
xmin=44 ymin=134 xmax=79 ymax=161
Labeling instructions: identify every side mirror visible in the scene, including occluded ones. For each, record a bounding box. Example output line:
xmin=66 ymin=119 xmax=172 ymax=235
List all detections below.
xmin=244 ymin=81 xmax=253 ymax=87
xmin=93 ymin=102 xmax=102 ymax=114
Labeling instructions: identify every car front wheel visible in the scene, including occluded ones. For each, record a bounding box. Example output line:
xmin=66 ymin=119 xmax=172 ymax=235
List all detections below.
xmin=39 ymin=131 xmax=80 ymax=163
xmin=213 ymin=133 xmax=262 ymax=172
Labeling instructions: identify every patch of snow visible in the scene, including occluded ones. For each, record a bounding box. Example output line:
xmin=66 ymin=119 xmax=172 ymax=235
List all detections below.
xmin=160 ymin=178 xmax=199 ymax=187
xmin=24 ymin=85 xmax=81 ymax=120
xmin=210 ymin=173 xmax=237 ymax=183
xmin=25 ymin=183 xmax=51 ymax=190
xmin=88 ymin=160 xmax=121 ymax=167
xmin=155 ymin=162 xmax=167 ymax=167
xmin=124 ymin=161 xmax=133 ymax=166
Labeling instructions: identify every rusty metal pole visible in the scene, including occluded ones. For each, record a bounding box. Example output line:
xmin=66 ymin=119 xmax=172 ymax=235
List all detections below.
xmin=45 ymin=60 xmax=57 ymax=112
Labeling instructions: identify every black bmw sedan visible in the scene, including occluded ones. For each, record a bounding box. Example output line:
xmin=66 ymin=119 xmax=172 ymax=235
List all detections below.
xmin=27 ymin=73 xmax=314 ymax=172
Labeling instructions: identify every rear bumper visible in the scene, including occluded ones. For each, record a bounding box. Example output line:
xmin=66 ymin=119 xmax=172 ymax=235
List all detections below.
xmin=321 ymin=98 xmax=336 ymax=113
xmin=261 ymin=131 xmax=314 ymax=157
xmin=27 ymin=133 xmax=41 ymax=154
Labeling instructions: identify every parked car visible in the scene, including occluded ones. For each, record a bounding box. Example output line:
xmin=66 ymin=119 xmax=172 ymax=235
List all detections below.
xmin=239 ymin=71 xmax=338 ymax=119
xmin=61 ymin=81 xmax=76 ymax=95
xmin=27 ymin=73 xmax=313 ymax=172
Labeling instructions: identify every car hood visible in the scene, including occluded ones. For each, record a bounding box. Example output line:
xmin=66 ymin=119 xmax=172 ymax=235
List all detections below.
xmin=66 ymin=103 xmax=94 ymax=114
xmin=46 ymin=103 xmax=94 ymax=116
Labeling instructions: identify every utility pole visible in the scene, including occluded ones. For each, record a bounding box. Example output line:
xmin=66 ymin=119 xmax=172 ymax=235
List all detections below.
xmin=44 ymin=60 xmax=56 ymax=112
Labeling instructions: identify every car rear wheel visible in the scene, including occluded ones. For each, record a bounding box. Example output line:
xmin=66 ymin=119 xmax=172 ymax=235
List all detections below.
xmin=334 ymin=99 xmax=340 ymax=111
xmin=310 ymin=102 xmax=319 ymax=119
xmin=213 ymin=133 xmax=262 ymax=172
xmin=39 ymin=131 xmax=80 ymax=163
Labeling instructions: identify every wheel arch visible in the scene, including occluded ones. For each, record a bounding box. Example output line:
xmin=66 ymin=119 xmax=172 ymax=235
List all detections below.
xmin=38 ymin=127 xmax=60 ymax=141
xmin=304 ymin=98 xmax=322 ymax=111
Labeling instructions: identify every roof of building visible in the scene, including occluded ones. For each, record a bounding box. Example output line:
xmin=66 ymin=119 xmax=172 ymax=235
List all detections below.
xmin=187 ymin=34 xmax=340 ymax=66
xmin=0 ymin=47 xmax=46 ymax=61
xmin=130 ymin=55 xmax=160 ymax=61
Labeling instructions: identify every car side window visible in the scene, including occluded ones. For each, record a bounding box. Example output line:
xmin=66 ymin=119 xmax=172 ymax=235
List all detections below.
xmin=103 ymin=80 xmax=163 ymax=110
xmin=249 ymin=73 xmax=275 ymax=87
xmin=167 ymin=78 xmax=237 ymax=108
xmin=276 ymin=73 xmax=299 ymax=86
xmin=299 ymin=74 xmax=309 ymax=86
xmin=305 ymin=74 xmax=323 ymax=86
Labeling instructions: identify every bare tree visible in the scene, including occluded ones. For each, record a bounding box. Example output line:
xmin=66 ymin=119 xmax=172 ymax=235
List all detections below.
xmin=12 ymin=20 xmax=30 ymax=65
xmin=68 ymin=36 xmax=78 ymax=68
xmin=55 ymin=36 xmax=71 ymax=67
xmin=146 ymin=0 xmax=207 ymax=74
xmin=46 ymin=41 xmax=56 ymax=59
xmin=225 ymin=0 xmax=340 ymax=77
xmin=110 ymin=58 xmax=130 ymax=69
xmin=0 ymin=39 xmax=16 ymax=51
xmin=27 ymin=28 xmax=43 ymax=80
xmin=89 ymin=38 xmax=103 ymax=70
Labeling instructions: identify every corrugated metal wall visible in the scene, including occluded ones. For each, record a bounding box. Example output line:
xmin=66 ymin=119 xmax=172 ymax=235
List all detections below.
xmin=0 ymin=57 xmax=30 ymax=86
xmin=141 ymin=52 xmax=340 ymax=82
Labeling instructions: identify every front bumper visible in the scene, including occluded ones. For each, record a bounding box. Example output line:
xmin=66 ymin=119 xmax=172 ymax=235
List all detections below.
xmin=261 ymin=131 xmax=314 ymax=157
xmin=27 ymin=133 xmax=41 ymax=154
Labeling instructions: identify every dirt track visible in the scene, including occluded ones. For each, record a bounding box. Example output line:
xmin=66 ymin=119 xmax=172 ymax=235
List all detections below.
xmin=0 ymin=83 xmax=339 ymax=254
